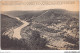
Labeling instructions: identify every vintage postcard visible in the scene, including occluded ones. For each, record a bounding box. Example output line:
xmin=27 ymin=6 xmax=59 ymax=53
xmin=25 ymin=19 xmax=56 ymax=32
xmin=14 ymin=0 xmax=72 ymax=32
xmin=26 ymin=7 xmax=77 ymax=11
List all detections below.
xmin=0 ymin=0 xmax=79 ymax=50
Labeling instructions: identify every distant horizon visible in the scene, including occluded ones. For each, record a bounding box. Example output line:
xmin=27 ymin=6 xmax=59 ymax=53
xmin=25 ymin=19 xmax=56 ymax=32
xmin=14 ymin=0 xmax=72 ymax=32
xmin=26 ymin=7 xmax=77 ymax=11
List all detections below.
xmin=1 ymin=8 xmax=79 ymax=12
xmin=1 ymin=9 xmax=79 ymax=13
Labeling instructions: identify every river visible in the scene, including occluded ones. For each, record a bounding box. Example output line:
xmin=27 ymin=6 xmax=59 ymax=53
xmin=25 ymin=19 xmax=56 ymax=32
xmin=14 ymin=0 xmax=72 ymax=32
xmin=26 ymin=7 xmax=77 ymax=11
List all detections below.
xmin=12 ymin=17 xmax=29 ymax=39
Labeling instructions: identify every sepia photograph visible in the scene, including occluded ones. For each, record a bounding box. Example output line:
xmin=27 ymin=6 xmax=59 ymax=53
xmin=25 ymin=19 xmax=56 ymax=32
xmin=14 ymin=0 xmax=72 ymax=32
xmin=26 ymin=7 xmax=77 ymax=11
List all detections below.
xmin=1 ymin=0 xmax=79 ymax=50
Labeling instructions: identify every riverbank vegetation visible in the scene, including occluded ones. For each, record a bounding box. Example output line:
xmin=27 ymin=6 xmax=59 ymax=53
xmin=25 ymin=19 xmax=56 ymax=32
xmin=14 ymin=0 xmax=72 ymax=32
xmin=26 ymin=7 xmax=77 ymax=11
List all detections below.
xmin=1 ymin=9 xmax=79 ymax=50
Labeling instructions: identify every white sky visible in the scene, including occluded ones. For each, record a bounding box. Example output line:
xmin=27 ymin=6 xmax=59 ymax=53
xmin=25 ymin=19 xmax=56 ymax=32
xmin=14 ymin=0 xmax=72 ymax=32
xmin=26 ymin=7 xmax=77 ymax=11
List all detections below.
xmin=1 ymin=0 xmax=79 ymax=11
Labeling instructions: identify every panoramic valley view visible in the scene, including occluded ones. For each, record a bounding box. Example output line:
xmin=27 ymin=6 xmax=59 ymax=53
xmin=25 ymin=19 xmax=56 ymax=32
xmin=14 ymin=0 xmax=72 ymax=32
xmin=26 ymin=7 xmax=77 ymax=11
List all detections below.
xmin=1 ymin=9 xmax=79 ymax=50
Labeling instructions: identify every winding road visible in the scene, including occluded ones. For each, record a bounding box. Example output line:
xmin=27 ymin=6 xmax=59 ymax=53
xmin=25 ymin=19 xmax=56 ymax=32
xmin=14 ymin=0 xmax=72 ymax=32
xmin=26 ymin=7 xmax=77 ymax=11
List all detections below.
xmin=12 ymin=17 xmax=29 ymax=39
